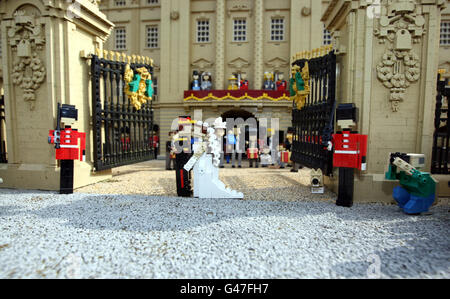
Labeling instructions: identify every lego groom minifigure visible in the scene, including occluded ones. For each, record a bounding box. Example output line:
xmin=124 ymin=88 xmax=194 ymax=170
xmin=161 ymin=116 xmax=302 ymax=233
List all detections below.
xmin=327 ymin=104 xmax=368 ymax=207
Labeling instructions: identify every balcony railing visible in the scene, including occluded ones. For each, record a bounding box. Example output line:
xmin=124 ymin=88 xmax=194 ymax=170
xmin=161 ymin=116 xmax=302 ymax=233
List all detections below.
xmin=183 ymin=90 xmax=291 ymax=102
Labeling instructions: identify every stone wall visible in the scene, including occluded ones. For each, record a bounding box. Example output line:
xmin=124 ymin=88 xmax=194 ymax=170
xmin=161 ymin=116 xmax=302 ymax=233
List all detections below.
xmin=322 ymin=0 xmax=448 ymax=202
xmin=0 ymin=0 xmax=114 ymax=190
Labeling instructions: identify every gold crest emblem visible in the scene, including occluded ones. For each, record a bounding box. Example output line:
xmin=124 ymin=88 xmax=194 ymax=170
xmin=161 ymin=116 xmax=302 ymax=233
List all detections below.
xmin=124 ymin=64 xmax=154 ymax=110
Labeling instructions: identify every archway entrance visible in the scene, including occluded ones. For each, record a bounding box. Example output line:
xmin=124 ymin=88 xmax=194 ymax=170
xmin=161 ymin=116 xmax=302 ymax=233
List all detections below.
xmin=221 ymin=109 xmax=255 ymax=121
xmin=220 ymin=109 xmax=258 ymax=162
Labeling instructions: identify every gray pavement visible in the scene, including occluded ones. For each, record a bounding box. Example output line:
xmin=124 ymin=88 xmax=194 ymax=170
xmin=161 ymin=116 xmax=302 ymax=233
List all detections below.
xmin=0 ymin=188 xmax=448 ymax=278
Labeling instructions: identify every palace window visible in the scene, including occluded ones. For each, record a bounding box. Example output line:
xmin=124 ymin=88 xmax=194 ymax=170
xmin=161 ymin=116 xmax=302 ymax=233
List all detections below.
xmin=146 ymin=25 xmax=159 ymax=48
xmin=323 ymin=25 xmax=332 ymax=45
xmin=233 ymin=19 xmax=247 ymax=42
xmin=115 ymin=27 xmax=127 ymax=50
xmin=440 ymin=21 xmax=450 ymax=46
xmin=270 ymin=18 xmax=284 ymax=41
xmin=197 ymin=20 xmax=210 ymax=43
xmin=147 ymin=0 xmax=158 ymax=4
xmin=115 ymin=0 xmax=126 ymax=6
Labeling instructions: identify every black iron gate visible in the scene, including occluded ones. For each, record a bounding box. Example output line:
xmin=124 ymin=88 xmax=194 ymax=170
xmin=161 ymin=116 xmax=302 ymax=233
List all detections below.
xmin=91 ymin=55 xmax=155 ymax=171
xmin=431 ymin=74 xmax=449 ymax=174
xmin=0 ymin=95 xmax=6 ymax=163
xmin=291 ymin=50 xmax=337 ymax=176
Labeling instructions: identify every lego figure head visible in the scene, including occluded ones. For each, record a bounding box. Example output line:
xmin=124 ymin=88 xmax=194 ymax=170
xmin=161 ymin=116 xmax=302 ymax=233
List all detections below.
xmin=286 ymin=133 xmax=293 ymax=143
xmin=192 ymin=70 xmax=199 ymax=81
xmin=228 ymin=75 xmax=238 ymax=87
xmin=261 ymin=147 xmax=271 ymax=155
xmin=264 ymin=72 xmax=273 ymax=81
xmin=241 ymin=73 xmax=247 ymax=80
xmin=177 ymin=116 xmax=193 ymax=137
xmin=336 ymin=103 xmax=358 ymax=131
xmin=213 ymin=117 xmax=226 ymax=137
xmin=60 ymin=104 xmax=78 ymax=126
xmin=278 ymin=73 xmax=284 ymax=81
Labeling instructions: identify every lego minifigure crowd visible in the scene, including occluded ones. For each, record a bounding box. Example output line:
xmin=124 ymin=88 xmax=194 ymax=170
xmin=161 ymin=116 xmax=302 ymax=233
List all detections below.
xmin=166 ymin=127 xmax=301 ymax=172
xmin=190 ymin=70 xmax=288 ymax=91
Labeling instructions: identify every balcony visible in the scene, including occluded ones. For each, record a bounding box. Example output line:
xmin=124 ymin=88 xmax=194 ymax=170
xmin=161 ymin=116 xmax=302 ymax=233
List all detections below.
xmin=183 ymin=90 xmax=291 ymax=103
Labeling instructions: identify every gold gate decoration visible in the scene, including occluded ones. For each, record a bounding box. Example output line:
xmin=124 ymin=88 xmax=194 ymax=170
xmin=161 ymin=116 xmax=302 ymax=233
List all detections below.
xmin=124 ymin=65 xmax=153 ymax=111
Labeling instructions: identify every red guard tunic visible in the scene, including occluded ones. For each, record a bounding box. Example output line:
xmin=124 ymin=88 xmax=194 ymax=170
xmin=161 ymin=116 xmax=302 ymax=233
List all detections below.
xmin=247 ymin=148 xmax=259 ymax=159
xmin=240 ymin=80 xmax=249 ymax=90
xmin=49 ymin=128 xmax=86 ymax=161
xmin=331 ymin=131 xmax=368 ymax=171
xmin=276 ymin=80 xmax=287 ymax=91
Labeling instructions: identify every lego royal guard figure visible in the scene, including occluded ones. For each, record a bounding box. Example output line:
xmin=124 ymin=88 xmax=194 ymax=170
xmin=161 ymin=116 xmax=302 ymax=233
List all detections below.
xmin=48 ymin=103 xmax=86 ymax=194
xmin=327 ymin=103 xmax=368 ymax=207
xmin=240 ymin=73 xmax=249 ymax=90
xmin=276 ymin=73 xmax=287 ymax=91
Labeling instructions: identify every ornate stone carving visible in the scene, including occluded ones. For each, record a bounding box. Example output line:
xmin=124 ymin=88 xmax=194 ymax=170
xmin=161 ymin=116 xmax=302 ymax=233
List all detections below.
xmin=301 ymin=7 xmax=311 ymax=16
xmin=374 ymin=0 xmax=425 ymax=112
xmin=227 ymin=4 xmax=252 ymax=18
xmin=8 ymin=7 xmax=46 ymax=110
xmin=170 ymin=11 xmax=180 ymax=20
xmin=227 ymin=57 xmax=251 ymax=71
xmin=265 ymin=57 xmax=290 ymax=70
xmin=191 ymin=58 xmax=214 ymax=70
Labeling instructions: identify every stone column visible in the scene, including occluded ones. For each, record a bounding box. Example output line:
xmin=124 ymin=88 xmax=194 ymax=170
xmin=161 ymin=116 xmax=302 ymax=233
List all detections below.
xmin=253 ymin=0 xmax=264 ymax=89
xmin=215 ymin=0 xmax=225 ymax=90
xmin=0 ymin=0 xmax=113 ymax=190
xmin=160 ymin=0 xmax=191 ymax=102
xmin=321 ymin=0 xmax=446 ymax=202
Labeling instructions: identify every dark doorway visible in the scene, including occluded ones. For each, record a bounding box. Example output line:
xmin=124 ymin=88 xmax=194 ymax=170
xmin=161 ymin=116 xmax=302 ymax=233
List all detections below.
xmin=221 ymin=109 xmax=255 ymax=121
xmin=221 ymin=109 xmax=258 ymax=158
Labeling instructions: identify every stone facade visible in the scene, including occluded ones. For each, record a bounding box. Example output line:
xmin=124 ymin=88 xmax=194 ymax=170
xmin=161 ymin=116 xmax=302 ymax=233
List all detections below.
xmin=0 ymin=0 xmax=448 ymax=198
xmin=322 ymin=0 xmax=448 ymax=202
xmin=98 ymin=0 xmax=333 ymax=155
xmin=0 ymin=0 xmax=114 ymax=190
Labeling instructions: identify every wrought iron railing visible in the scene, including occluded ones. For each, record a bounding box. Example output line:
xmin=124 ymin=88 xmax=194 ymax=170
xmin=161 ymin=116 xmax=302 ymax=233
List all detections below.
xmin=291 ymin=50 xmax=337 ymax=176
xmin=431 ymin=74 xmax=449 ymax=174
xmin=0 ymin=95 xmax=6 ymax=163
xmin=91 ymin=55 xmax=155 ymax=171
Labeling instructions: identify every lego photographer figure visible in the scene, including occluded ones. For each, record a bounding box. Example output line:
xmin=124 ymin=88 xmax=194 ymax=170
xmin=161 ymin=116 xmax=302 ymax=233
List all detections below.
xmin=327 ymin=104 xmax=367 ymax=207
xmin=48 ymin=104 xmax=86 ymax=194
xmin=385 ymin=153 xmax=436 ymax=214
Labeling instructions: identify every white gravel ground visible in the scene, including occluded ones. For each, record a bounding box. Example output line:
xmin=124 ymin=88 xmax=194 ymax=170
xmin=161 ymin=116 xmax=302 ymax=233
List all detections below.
xmin=0 ymin=188 xmax=449 ymax=278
